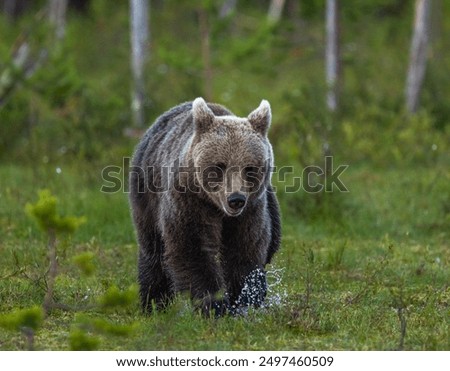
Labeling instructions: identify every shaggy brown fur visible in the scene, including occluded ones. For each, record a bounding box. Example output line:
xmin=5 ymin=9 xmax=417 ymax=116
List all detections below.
xmin=129 ymin=98 xmax=281 ymax=316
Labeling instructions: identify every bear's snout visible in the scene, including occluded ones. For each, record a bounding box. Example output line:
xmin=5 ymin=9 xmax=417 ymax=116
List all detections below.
xmin=227 ymin=192 xmax=247 ymax=211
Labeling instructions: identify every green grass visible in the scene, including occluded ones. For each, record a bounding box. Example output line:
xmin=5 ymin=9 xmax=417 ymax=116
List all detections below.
xmin=0 ymin=163 xmax=448 ymax=350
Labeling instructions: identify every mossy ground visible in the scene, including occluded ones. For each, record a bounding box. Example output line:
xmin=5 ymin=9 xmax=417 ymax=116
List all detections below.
xmin=0 ymin=164 xmax=448 ymax=350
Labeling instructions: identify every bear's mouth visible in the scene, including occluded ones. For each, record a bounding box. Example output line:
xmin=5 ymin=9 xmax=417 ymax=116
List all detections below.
xmin=222 ymin=204 xmax=244 ymax=217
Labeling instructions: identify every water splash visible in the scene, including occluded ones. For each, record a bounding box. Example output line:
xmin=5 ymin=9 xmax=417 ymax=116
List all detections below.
xmin=229 ymin=266 xmax=286 ymax=316
xmin=265 ymin=267 xmax=287 ymax=308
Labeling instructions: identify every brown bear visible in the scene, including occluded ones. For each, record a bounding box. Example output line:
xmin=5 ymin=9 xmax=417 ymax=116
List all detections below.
xmin=129 ymin=97 xmax=281 ymax=316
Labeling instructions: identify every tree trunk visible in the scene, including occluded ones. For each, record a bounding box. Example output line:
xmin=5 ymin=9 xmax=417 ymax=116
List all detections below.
xmin=325 ymin=0 xmax=340 ymax=112
xmin=405 ymin=0 xmax=431 ymax=114
xmin=43 ymin=229 xmax=57 ymax=316
xmin=0 ymin=41 xmax=48 ymax=107
xmin=267 ymin=0 xmax=285 ymax=23
xmin=129 ymin=0 xmax=150 ymax=128
xmin=48 ymin=0 xmax=68 ymax=41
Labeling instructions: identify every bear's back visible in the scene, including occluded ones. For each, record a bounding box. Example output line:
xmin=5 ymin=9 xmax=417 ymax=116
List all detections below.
xmin=132 ymin=101 xmax=233 ymax=168
xmin=149 ymin=101 xmax=233 ymax=136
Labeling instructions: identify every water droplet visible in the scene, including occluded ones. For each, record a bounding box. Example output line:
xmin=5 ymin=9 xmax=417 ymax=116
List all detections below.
xmin=265 ymin=267 xmax=287 ymax=308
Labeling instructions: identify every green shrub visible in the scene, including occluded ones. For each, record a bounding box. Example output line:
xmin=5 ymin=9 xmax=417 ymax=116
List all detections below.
xmin=98 ymin=285 xmax=138 ymax=311
xmin=339 ymin=107 xmax=447 ymax=166
xmin=69 ymin=328 xmax=100 ymax=351
xmin=72 ymin=252 xmax=96 ymax=277
xmin=26 ymin=189 xmax=86 ymax=233
xmin=0 ymin=306 xmax=44 ymax=332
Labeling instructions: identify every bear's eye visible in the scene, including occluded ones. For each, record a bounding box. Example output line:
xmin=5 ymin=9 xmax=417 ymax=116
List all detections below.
xmin=213 ymin=163 xmax=226 ymax=179
xmin=215 ymin=163 xmax=226 ymax=171
xmin=244 ymin=166 xmax=259 ymax=177
xmin=206 ymin=163 xmax=226 ymax=181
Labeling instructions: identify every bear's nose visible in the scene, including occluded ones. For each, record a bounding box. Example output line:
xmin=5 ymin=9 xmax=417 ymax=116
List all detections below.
xmin=227 ymin=193 xmax=246 ymax=210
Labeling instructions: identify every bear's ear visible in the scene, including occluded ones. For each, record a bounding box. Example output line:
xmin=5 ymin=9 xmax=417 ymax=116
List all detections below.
xmin=248 ymin=100 xmax=271 ymax=136
xmin=192 ymin=97 xmax=215 ymax=134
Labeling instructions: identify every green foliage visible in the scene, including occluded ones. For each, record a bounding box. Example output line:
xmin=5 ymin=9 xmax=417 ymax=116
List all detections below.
xmin=75 ymin=314 xmax=136 ymax=337
xmin=25 ymin=189 xmax=86 ymax=234
xmin=72 ymin=252 xmax=96 ymax=276
xmin=0 ymin=306 xmax=44 ymax=332
xmin=221 ymin=22 xmax=278 ymax=67
xmin=339 ymin=107 xmax=448 ymax=166
xmin=98 ymin=285 xmax=139 ymax=312
xmin=1 ymin=0 xmax=448 ymax=170
xmin=326 ymin=241 xmax=347 ymax=270
xmin=0 ymin=32 xmax=129 ymax=163
xmin=69 ymin=328 xmax=100 ymax=351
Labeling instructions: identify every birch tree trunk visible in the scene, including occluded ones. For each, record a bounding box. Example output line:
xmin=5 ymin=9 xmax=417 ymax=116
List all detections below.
xmin=405 ymin=0 xmax=431 ymax=114
xmin=48 ymin=0 xmax=68 ymax=41
xmin=267 ymin=0 xmax=285 ymax=23
xmin=325 ymin=0 xmax=340 ymax=112
xmin=129 ymin=0 xmax=150 ymax=128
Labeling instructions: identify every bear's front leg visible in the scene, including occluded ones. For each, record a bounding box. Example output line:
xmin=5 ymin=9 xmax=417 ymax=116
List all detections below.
xmin=222 ymin=204 xmax=272 ymax=311
xmin=162 ymin=215 xmax=228 ymax=317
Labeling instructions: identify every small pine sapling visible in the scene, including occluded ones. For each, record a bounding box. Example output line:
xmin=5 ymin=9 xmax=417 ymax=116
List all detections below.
xmin=25 ymin=189 xmax=86 ymax=315
xmin=0 ymin=306 xmax=44 ymax=350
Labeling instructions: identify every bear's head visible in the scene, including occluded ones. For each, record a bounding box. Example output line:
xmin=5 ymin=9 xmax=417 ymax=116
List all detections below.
xmin=190 ymin=97 xmax=274 ymax=217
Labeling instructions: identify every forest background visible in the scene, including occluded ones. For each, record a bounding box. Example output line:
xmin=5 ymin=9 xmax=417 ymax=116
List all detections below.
xmin=0 ymin=0 xmax=448 ymax=350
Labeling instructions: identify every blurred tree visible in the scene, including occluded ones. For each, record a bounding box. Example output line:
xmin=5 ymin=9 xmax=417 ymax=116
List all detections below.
xmin=0 ymin=42 xmax=31 ymax=106
xmin=129 ymin=0 xmax=150 ymax=128
xmin=198 ymin=3 xmax=213 ymax=101
xmin=0 ymin=31 xmax=48 ymax=107
xmin=0 ymin=306 xmax=44 ymax=350
xmin=325 ymin=0 xmax=340 ymax=112
xmin=69 ymin=0 xmax=89 ymax=13
xmin=267 ymin=0 xmax=285 ymax=23
xmin=219 ymin=0 xmax=236 ymax=19
xmin=48 ymin=0 xmax=68 ymax=41
xmin=1 ymin=0 xmax=89 ymax=19
xmin=1 ymin=0 xmax=29 ymax=20
xmin=287 ymin=0 xmax=300 ymax=20
xmin=406 ymin=0 xmax=431 ymax=113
